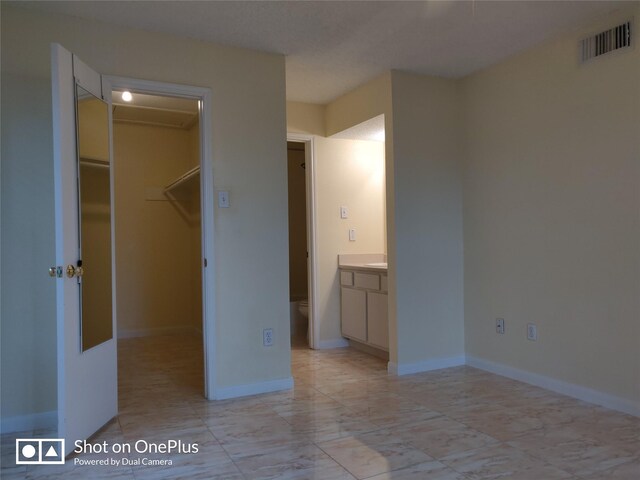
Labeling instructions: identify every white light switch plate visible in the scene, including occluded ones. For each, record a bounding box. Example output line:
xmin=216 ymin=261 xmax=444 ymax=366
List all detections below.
xmin=349 ymin=228 xmax=356 ymax=241
xmin=218 ymin=191 xmax=230 ymax=208
xmin=340 ymin=206 xmax=348 ymax=219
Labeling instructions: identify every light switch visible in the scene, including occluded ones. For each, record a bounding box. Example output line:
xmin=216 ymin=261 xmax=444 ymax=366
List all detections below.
xmin=349 ymin=228 xmax=356 ymax=241
xmin=340 ymin=206 xmax=348 ymax=219
xmin=218 ymin=191 xmax=230 ymax=208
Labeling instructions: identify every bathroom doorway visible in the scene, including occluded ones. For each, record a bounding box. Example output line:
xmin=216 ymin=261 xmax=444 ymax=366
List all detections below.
xmin=286 ymin=134 xmax=317 ymax=349
xmin=287 ymin=141 xmax=310 ymax=347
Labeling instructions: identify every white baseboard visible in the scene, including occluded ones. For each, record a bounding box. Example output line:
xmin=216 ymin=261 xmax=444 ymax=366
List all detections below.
xmin=118 ymin=326 xmax=200 ymax=339
xmin=388 ymin=355 xmax=466 ymax=375
xmin=466 ymin=356 xmax=640 ymax=418
xmin=317 ymin=338 xmax=349 ymax=349
xmin=214 ymin=377 xmax=294 ymax=400
xmin=1 ymin=410 xmax=57 ymax=434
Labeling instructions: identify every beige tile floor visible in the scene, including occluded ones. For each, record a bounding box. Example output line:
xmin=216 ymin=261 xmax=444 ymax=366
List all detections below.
xmin=2 ymin=334 xmax=638 ymax=479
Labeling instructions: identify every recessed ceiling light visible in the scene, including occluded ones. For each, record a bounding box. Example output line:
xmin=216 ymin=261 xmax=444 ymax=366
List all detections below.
xmin=121 ymin=91 xmax=133 ymax=102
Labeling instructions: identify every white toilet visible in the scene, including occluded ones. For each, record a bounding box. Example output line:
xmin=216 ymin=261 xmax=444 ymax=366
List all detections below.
xmin=289 ymin=299 xmax=309 ymax=342
xmin=297 ymin=299 xmax=309 ymax=319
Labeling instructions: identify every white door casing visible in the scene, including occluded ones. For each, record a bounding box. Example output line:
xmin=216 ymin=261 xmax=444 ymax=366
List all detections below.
xmin=105 ymin=75 xmax=216 ymax=400
xmin=51 ymin=43 xmax=117 ymax=455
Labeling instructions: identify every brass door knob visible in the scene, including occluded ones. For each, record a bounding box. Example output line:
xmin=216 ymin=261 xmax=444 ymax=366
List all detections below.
xmin=66 ymin=265 xmax=77 ymax=278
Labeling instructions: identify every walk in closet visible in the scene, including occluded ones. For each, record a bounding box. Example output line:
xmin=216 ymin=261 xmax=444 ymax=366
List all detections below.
xmin=112 ymin=91 xmax=203 ymax=342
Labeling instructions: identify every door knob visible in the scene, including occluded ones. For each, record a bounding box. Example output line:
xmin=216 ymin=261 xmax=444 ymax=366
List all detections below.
xmin=66 ymin=265 xmax=76 ymax=278
xmin=66 ymin=265 xmax=84 ymax=278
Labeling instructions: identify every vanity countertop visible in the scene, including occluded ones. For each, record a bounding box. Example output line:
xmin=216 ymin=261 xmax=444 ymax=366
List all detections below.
xmin=338 ymin=254 xmax=388 ymax=272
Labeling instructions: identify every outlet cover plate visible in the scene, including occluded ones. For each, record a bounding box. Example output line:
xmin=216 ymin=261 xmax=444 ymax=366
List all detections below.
xmin=527 ymin=323 xmax=537 ymax=341
xmin=263 ymin=328 xmax=274 ymax=347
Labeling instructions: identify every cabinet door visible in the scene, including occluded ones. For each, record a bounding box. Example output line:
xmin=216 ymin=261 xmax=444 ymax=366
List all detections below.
xmin=341 ymin=287 xmax=367 ymax=342
xmin=367 ymin=292 xmax=389 ymax=350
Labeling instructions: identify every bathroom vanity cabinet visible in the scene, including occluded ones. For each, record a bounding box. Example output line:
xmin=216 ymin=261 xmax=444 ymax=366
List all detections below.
xmin=339 ymin=268 xmax=388 ymax=350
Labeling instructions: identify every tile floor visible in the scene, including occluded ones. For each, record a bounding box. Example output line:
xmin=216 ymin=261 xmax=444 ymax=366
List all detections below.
xmin=1 ymin=334 xmax=638 ymax=479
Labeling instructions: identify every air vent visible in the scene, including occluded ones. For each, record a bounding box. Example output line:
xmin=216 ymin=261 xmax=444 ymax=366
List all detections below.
xmin=580 ymin=21 xmax=632 ymax=63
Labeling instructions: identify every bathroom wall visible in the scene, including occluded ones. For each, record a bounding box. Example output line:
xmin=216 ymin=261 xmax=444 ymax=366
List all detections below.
xmin=114 ymin=120 xmax=200 ymax=337
xmin=314 ymin=137 xmax=386 ymax=345
xmin=287 ymin=142 xmax=308 ymax=301
xmin=1 ymin=5 xmax=288 ymax=425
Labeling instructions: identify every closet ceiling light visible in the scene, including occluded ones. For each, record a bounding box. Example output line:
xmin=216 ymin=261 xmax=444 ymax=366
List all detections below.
xmin=121 ymin=91 xmax=133 ymax=102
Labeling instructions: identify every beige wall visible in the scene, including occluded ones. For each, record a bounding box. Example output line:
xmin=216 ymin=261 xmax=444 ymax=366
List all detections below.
xmin=462 ymin=7 xmax=640 ymax=406
xmin=287 ymin=102 xmax=325 ymax=137
xmin=1 ymin=6 xmax=288 ymax=422
xmin=114 ymin=121 xmax=200 ymax=336
xmin=287 ymin=143 xmax=308 ymax=301
xmin=314 ymin=138 xmax=386 ymax=343
xmin=1 ymin=73 xmax=58 ymax=420
xmin=325 ymin=72 xmax=393 ymax=137
xmin=390 ymin=71 xmax=465 ymax=367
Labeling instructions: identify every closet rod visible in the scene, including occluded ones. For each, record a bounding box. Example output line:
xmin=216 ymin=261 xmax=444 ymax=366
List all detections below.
xmin=164 ymin=165 xmax=200 ymax=193
xmin=80 ymin=158 xmax=110 ymax=169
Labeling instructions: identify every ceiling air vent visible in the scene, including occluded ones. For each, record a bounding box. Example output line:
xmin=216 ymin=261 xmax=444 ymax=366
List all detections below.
xmin=580 ymin=21 xmax=632 ymax=63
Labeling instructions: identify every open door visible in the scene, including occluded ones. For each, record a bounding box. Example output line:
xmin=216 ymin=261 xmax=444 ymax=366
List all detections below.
xmin=51 ymin=44 xmax=117 ymax=455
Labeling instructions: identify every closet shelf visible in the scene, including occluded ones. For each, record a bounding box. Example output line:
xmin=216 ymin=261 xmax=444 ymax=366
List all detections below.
xmin=164 ymin=165 xmax=200 ymax=193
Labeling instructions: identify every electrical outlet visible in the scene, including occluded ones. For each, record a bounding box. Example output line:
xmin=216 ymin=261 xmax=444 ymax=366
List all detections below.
xmin=496 ymin=318 xmax=505 ymax=334
xmin=527 ymin=323 xmax=537 ymax=341
xmin=263 ymin=328 xmax=274 ymax=347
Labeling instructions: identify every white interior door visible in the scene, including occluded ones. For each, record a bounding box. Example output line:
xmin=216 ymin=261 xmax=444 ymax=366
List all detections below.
xmin=51 ymin=43 xmax=117 ymax=456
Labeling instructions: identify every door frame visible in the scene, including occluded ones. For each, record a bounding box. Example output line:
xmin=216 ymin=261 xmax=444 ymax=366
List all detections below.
xmin=106 ymin=75 xmax=217 ymax=399
xmin=287 ymin=133 xmax=319 ymax=349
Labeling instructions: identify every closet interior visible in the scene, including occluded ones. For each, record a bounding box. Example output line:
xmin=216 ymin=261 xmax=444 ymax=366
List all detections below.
xmin=111 ymin=91 xmax=203 ymax=368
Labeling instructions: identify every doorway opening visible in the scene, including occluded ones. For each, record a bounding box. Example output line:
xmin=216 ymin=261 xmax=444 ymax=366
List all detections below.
xmin=286 ymin=134 xmax=317 ymax=350
xmin=287 ymin=141 xmax=310 ymax=347
xmin=109 ymin=87 xmax=209 ymax=406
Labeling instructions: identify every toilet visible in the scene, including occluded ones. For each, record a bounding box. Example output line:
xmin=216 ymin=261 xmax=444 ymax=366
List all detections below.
xmin=290 ymin=299 xmax=309 ymax=342
xmin=297 ymin=299 xmax=309 ymax=319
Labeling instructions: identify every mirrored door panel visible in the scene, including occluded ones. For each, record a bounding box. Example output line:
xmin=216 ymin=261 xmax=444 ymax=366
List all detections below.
xmin=76 ymin=84 xmax=113 ymax=351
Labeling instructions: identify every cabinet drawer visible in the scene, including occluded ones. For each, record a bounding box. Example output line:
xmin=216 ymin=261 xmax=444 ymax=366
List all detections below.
xmin=380 ymin=275 xmax=388 ymax=292
xmin=354 ymin=272 xmax=379 ymax=290
xmin=340 ymin=270 xmax=354 ymax=286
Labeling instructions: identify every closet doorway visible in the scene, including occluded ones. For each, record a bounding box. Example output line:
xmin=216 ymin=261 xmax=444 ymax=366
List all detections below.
xmin=108 ymin=78 xmax=215 ymax=401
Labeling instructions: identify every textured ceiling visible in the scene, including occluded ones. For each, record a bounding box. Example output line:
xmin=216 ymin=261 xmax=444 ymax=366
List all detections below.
xmin=331 ymin=115 xmax=385 ymax=142
xmin=13 ymin=1 xmax=629 ymax=104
